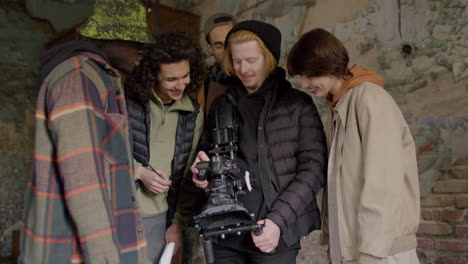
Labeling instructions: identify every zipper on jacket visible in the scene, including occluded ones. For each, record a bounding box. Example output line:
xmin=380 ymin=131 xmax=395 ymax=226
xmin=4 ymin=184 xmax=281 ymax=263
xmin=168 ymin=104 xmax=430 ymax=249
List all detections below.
xmin=263 ymin=93 xmax=281 ymax=193
xmin=257 ymin=92 xmax=281 ymax=209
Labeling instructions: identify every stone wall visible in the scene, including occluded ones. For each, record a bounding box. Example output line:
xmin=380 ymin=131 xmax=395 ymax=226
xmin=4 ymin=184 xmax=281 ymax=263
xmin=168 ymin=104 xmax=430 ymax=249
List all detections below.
xmin=0 ymin=0 xmax=467 ymax=263
xmin=0 ymin=2 xmax=46 ymax=262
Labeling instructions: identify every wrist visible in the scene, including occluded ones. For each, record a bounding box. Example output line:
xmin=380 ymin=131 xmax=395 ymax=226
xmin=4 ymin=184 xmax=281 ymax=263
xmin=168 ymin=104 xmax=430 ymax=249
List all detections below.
xmin=133 ymin=160 xmax=145 ymax=180
xmin=136 ymin=167 xmax=146 ymax=180
xmin=266 ymin=218 xmax=279 ymax=228
xmin=265 ymin=214 xmax=284 ymax=234
xmin=171 ymin=223 xmax=182 ymax=230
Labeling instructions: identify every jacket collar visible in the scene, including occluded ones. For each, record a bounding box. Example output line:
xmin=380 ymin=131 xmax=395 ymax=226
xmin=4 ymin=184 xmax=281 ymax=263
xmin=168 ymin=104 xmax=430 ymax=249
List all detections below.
xmin=151 ymin=92 xmax=195 ymax=113
xmin=38 ymin=40 xmax=110 ymax=85
xmin=82 ymin=52 xmax=121 ymax=78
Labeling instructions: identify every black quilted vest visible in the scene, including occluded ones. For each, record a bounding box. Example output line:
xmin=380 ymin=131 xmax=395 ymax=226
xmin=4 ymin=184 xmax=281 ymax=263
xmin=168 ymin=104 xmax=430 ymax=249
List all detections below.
xmin=126 ymin=96 xmax=200 ymax=226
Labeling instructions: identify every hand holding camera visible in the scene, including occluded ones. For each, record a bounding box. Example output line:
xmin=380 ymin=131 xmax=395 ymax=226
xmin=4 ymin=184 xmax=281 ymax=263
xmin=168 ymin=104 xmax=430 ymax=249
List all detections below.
xmin=191 ymin=151 xmax=210 ymax=189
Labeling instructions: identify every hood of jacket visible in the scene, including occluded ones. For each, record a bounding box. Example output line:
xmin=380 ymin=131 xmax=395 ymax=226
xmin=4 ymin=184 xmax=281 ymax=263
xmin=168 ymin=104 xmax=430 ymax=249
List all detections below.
xmin=326 ymin=64 xmax=384 ymax=107
xmin=38 ymin=40 xmax=107 ymax=87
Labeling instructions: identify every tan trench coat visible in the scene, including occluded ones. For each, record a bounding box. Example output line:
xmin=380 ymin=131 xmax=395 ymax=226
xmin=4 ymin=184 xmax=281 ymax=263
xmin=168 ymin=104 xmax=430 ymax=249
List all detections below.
xmin=323 ymin=82 xmax=420 ymax=262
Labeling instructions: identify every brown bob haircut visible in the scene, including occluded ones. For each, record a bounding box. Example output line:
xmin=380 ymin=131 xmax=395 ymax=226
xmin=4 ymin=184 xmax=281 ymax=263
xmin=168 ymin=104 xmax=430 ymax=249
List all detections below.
xmin=221 ymin=30 xmax=277 ymax=77
xmin=287 ymin=28 xmax=349 ymax=78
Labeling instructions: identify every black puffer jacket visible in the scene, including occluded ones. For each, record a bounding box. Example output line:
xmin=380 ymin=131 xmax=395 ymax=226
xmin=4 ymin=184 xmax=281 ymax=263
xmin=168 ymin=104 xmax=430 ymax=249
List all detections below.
xmin=205 ymin=68 xmax=327 ymax=246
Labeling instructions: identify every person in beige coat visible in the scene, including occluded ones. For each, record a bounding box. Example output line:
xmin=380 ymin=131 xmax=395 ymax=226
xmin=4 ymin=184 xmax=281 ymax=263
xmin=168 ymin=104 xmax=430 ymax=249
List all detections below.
xmin=287 ymin=28 xmax=421 ymax=264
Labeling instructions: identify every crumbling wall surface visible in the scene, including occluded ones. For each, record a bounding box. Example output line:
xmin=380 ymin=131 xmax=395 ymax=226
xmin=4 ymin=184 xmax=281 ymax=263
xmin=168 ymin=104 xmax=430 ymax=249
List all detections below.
xmin=24 ymin=0 xmax=93 ymax=32
xmin=0 ymin=2 xmax=47 ymax=261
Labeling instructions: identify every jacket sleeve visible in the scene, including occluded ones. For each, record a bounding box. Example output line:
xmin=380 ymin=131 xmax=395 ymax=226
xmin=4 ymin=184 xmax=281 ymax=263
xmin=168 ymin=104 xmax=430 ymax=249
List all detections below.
xmin=266 ymin=96 xmax=327 ymax=232
xmin=47 ymin=70 xmax=121 ymax=263
xmin=355 ymin=87 xmax=407 ymax=258
xmin=172 ymin=110 xmax=205 ymax=225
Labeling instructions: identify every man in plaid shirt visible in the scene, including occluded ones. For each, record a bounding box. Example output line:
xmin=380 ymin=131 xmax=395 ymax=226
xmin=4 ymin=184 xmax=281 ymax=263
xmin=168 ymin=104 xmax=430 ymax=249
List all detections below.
xmin=18 ymin=0 xmax=154 ymax=263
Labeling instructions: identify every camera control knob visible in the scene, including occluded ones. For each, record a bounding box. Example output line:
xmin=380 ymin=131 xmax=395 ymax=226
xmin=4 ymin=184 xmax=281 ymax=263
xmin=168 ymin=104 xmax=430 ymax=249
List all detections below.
xmin=198 ymin=169 xmax=207 ymax=181
xmin=224 ymin=159 xmax=232 ymax=167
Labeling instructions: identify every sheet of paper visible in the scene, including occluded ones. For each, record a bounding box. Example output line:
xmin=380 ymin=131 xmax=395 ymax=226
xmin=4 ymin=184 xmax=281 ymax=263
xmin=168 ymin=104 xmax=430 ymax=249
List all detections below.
xmin=159 ymin=242 xmax=175 ymax=264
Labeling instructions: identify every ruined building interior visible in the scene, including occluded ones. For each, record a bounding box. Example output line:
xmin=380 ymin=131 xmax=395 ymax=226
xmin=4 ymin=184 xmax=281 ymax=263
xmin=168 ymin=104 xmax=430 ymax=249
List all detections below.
xmin=0 ymin=0 xmax=467 ymax=263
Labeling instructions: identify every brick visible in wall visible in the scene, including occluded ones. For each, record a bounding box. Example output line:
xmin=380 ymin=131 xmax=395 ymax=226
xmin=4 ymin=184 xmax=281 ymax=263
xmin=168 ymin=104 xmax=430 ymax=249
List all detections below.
xmin=417 ymin=250 xmax=468 ymax=264
xmin=455 ymin=225 xmax=468 ymax=238
xmin=421 ymin=208 xmax=465 ymax=222
xmin=418 ymin=222 xmax=453 ymax=235
xmin=433 ymin=180 xmax=468 ymax=193
xmin=451 ymin=162 xmax=467 ymax=179
xmin=417 ymin=238 xmax=434 ymax=249
xmin=434 ymin=255 xmax=468 ymax=264
xmin=421 ymin=194 xmax=454 ymax=207
xmin=455 ymin=194 xmax=468 ymax=208
xmin=434 ymin=239 xmax=468 ymax=252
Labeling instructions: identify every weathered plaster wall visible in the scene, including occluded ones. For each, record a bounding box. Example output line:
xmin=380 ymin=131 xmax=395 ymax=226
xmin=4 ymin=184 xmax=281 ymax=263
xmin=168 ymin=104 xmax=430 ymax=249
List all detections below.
xmin=25 ymin=0 xmax=94 ymax=32
xmin=0 ymin=0 xmax=466 ymax=263
xmin=0 ymin=3 xmax=46 ymax=261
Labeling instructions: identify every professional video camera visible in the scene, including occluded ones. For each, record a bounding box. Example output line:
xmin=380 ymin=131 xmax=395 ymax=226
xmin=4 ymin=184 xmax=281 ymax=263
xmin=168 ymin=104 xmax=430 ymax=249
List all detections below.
xmin=194 ymin=99 xmax=263 ymax=264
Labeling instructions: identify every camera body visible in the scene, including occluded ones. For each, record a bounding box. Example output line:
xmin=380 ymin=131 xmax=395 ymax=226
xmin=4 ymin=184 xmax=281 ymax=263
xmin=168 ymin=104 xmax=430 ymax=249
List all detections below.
xmin=196 ymin=154 xmax=246 ymax=207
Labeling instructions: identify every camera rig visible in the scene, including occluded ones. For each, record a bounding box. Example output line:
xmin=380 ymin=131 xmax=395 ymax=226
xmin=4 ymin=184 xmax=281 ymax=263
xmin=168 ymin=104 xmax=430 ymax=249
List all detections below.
xmin=194 ymin=96 xmax=263 ymax=264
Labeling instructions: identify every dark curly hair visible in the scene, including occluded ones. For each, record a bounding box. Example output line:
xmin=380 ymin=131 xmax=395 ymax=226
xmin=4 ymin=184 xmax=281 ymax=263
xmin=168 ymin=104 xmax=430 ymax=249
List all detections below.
xmin=125 ymin=31 xmax=207 ymax=103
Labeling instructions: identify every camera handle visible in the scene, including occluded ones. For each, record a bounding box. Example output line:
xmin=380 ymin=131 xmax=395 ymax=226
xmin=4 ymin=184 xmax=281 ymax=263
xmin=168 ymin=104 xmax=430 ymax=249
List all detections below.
xmin=202 ymin=236 xmax=215 ymax=264
xmin=200 ymin=223 xmax=273 ymax=263
xmin=253 ymin=223 xmax=263 ymax=236
xmin=253 ymin=223 xmax=277 ymax=255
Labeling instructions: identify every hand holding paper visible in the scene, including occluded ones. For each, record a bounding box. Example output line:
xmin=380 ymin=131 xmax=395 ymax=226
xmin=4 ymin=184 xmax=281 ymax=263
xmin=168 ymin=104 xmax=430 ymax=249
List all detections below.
xmin=158 ymin=242 xmax=175 ymax=264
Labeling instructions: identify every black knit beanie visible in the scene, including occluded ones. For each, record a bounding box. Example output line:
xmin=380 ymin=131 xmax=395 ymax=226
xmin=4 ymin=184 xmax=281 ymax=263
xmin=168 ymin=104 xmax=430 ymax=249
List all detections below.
xmin=224 ymin=20 xmax=281 ymax=62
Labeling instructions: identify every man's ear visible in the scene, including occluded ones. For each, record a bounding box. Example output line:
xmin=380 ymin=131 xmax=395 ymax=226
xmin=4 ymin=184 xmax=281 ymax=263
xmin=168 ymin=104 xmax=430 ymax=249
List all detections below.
xmin=207 ymin=43 xmax=214 ymax=56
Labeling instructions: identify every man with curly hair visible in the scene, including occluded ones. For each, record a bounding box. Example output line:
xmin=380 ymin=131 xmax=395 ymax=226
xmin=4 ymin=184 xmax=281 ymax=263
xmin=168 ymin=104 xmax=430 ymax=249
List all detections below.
xmin=125 ymin=31 xmax=207 ymax=263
